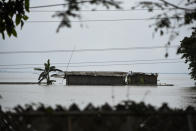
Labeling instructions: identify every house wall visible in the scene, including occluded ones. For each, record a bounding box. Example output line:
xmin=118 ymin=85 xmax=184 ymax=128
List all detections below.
xmin=127 ymin=74 xmax=157 ymax=85
xmin=67 ymin=75 xmax=125 ymax=85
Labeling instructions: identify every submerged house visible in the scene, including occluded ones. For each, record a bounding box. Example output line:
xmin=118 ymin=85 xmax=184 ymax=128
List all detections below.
xmin=126 ymin=72 xmax=158 ymax=85
xmin=63 ymin=71 xmax=158 ymax=86
xmin=64 ymin=71 xmax=127 ymax=85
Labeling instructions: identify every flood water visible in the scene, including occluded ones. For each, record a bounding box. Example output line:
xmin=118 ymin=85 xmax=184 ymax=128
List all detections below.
xmin=0 ymin=73 xmax=196 ymax=110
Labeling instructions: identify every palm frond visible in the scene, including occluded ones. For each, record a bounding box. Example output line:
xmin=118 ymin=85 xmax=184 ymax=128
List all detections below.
xmin=50 ymin=68 xmax=62 ymax=72
xmin=34 ymin=68 xmax=44 ymax=71
xmin=38 ymin=77 xmax=45 ymax=83
xmin=55 ymin=69 xmax=63 ymax=72
xmin=47 ymin=59 xmax=50 ymax=66
xmin=50 ymin=66 xmax=56 ymax=70
xmin=38 ymin=72 xmax=46 ymax=80
xmin=51 ymin=74 xmax=58 ymax=77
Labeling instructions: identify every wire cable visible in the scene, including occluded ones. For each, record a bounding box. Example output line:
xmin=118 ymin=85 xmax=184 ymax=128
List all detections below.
xmin=0 ymin=45 xmax=179 ymax=54
xmin=63 ymin=61 xmax=184 ymax=67
xmin=0 ymin=70 xmax=189 ymax=74
xmin=0 ymin=58 xmax=181 ymax=67
xmin=29 ymin=8 xmax=177 ymax=12
xmin=0 ymin=61 xmax=184 ymax=70
xmin=27 ymin=17 xmax=184 ymax=23
xmin=30 ymin=1 xmax=92 ymax=9
xmin=29 ymin=2 xmax=189 ymax=10
xmin=30 ymin=3 xmax=68 ymax=8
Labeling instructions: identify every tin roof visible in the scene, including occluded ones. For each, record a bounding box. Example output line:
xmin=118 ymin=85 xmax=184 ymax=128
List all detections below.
xmin=64 ymin=71 xmax=127 ymax=77
xmin=52 ymin=71 xmax=158 ymax=78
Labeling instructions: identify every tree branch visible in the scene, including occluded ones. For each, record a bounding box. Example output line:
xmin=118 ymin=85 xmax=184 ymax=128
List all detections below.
xmin=160 ymin=0 xmax=195 ymax=11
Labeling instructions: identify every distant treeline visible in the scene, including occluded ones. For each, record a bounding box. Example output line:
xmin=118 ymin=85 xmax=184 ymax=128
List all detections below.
xmin=0 ymin=101 xmax=196 ymax=131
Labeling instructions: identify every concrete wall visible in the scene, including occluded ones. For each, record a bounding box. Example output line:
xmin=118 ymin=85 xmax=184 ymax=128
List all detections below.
xmin=67 ymin=75 xmax=125 ymax=85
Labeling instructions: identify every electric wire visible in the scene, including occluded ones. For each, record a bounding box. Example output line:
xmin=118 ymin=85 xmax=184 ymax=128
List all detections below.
xmin=0 ymin=58 xmax=181 ymax=67
xmin=0 ymin=61 xmax=184 ymax=70
xmin=29 ymin=8 xmax=177 ymax=12
xmin=30 ymin=2 xmax=81 ymax=9
xmin=0 ymin=70 xmax=189 ymax=74
xmin=0 ymin=45 xmax=179 ymax=54
xmin=29 ymin=2 xmax=193 ymax=10
xmin=27 ymin=17 xmax=184 ymax=23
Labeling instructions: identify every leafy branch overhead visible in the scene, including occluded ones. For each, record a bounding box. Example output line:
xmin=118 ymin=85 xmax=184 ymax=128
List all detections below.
xmin=177 ymin=28 xmax=196 ymax=80
xmin=1 ymin=0 xmax=195 ymax=41
xmin=0 ymin=0 xmax=120 ymax=39
xmin=0 ymin=0 xmax=29 ymax=39
xmin=52 ymin=0 xmax=121 ymax=32
xmin=133 ymin=0 xmax=196 ymax=42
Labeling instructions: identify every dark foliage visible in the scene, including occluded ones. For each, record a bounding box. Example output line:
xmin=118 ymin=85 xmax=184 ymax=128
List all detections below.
xmin=69 ymin=103 xmax=80 ymax=111
xmin=1 ymin=0 xmax=195 ymax=41
xmin=0 ymin=101 xmax=196 ymax=131
xmin=84 ymin=103 xmax=97 ymax=111
xmin=0 ymin=0 xmax=29 ymax=39
xmin=133 ymin=0 xmax=196 ymax=43
xmin=0 ymin=0 xmax=120 ymax=39
xmin=53 ymin=0 xmax=121 ymax=32
xmin=177 ymin=28 xmax=196 ymax=80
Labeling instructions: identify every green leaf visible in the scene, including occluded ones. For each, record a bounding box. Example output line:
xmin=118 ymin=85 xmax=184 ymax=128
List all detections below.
xmin=25 ymin=0 xmax=30 ymax=12
xmin=38 ymin=72 xmax=46 ymax=80
xmin=51 ymin=69 xmax=62 ymax=72
xmin=6 ymin=29 xmax=11 ymax=37
xmin=16 ymin=14 xmax=22 ymax=26
xmin=51 ymin=74 xmax=58 ymax=77
xmin=34 ymin=68 xmax=44 ymax=71
xmin=38 ymin=77 xmax=45 ymax=83
xmin=12 ymin=28 xmax=17 ymax=37
xmin=21 ymin=20 xmax=24 ymax=29
xmin=23 ymin=15 xmax=28 ymax=21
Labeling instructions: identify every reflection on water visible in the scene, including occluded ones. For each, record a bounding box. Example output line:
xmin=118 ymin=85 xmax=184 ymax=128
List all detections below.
xmin=0 ymin=74 xmax=195 ymax=110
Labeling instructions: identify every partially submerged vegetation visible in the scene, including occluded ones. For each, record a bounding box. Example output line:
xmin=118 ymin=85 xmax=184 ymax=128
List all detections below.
xmin=34 ymin=59 xmax=62 ymax=85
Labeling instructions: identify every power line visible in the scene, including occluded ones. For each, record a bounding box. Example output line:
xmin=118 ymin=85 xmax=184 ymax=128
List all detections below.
xmin=0 ymin=61 xmax=184 ymax=70
xmin=29 ymin=8 xmax=176 ymax=12
xmin=0 ymin=70 xmax=38 ymax=74
xmin=27 ymin=17 xmax=183 ymax=23
xmin=29 ymin=2 xmax=195 ymax=13
xmin=0 ymin=70 xmax=189 ymax=74
xmin=63 ymin=61 xmax=184 ymax=67
xmin=30 ymin=3 xmax=67 ymax=8
xmin=0 ymin=58 xmax=181 ymax=67
xmin=29 ymin=2 xmax=182 ymax=10
xmin=30 ymin=3 xmax=71 ymax=9
xmin=30 ymin=1 xmax=92 ymax=9
xmin=0 ymin=45 xmax=178 ymax=54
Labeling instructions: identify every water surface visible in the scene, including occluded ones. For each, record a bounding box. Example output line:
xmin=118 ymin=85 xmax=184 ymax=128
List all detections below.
xmin=0 ymin=74 xmax=195 ymax=110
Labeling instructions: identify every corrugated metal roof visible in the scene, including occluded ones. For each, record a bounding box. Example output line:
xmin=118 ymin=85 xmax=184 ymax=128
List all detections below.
xmin=53 ymin=71 xmax=158 ymax=78
xmin=64 ymin=71 xmax=127 ymax=77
